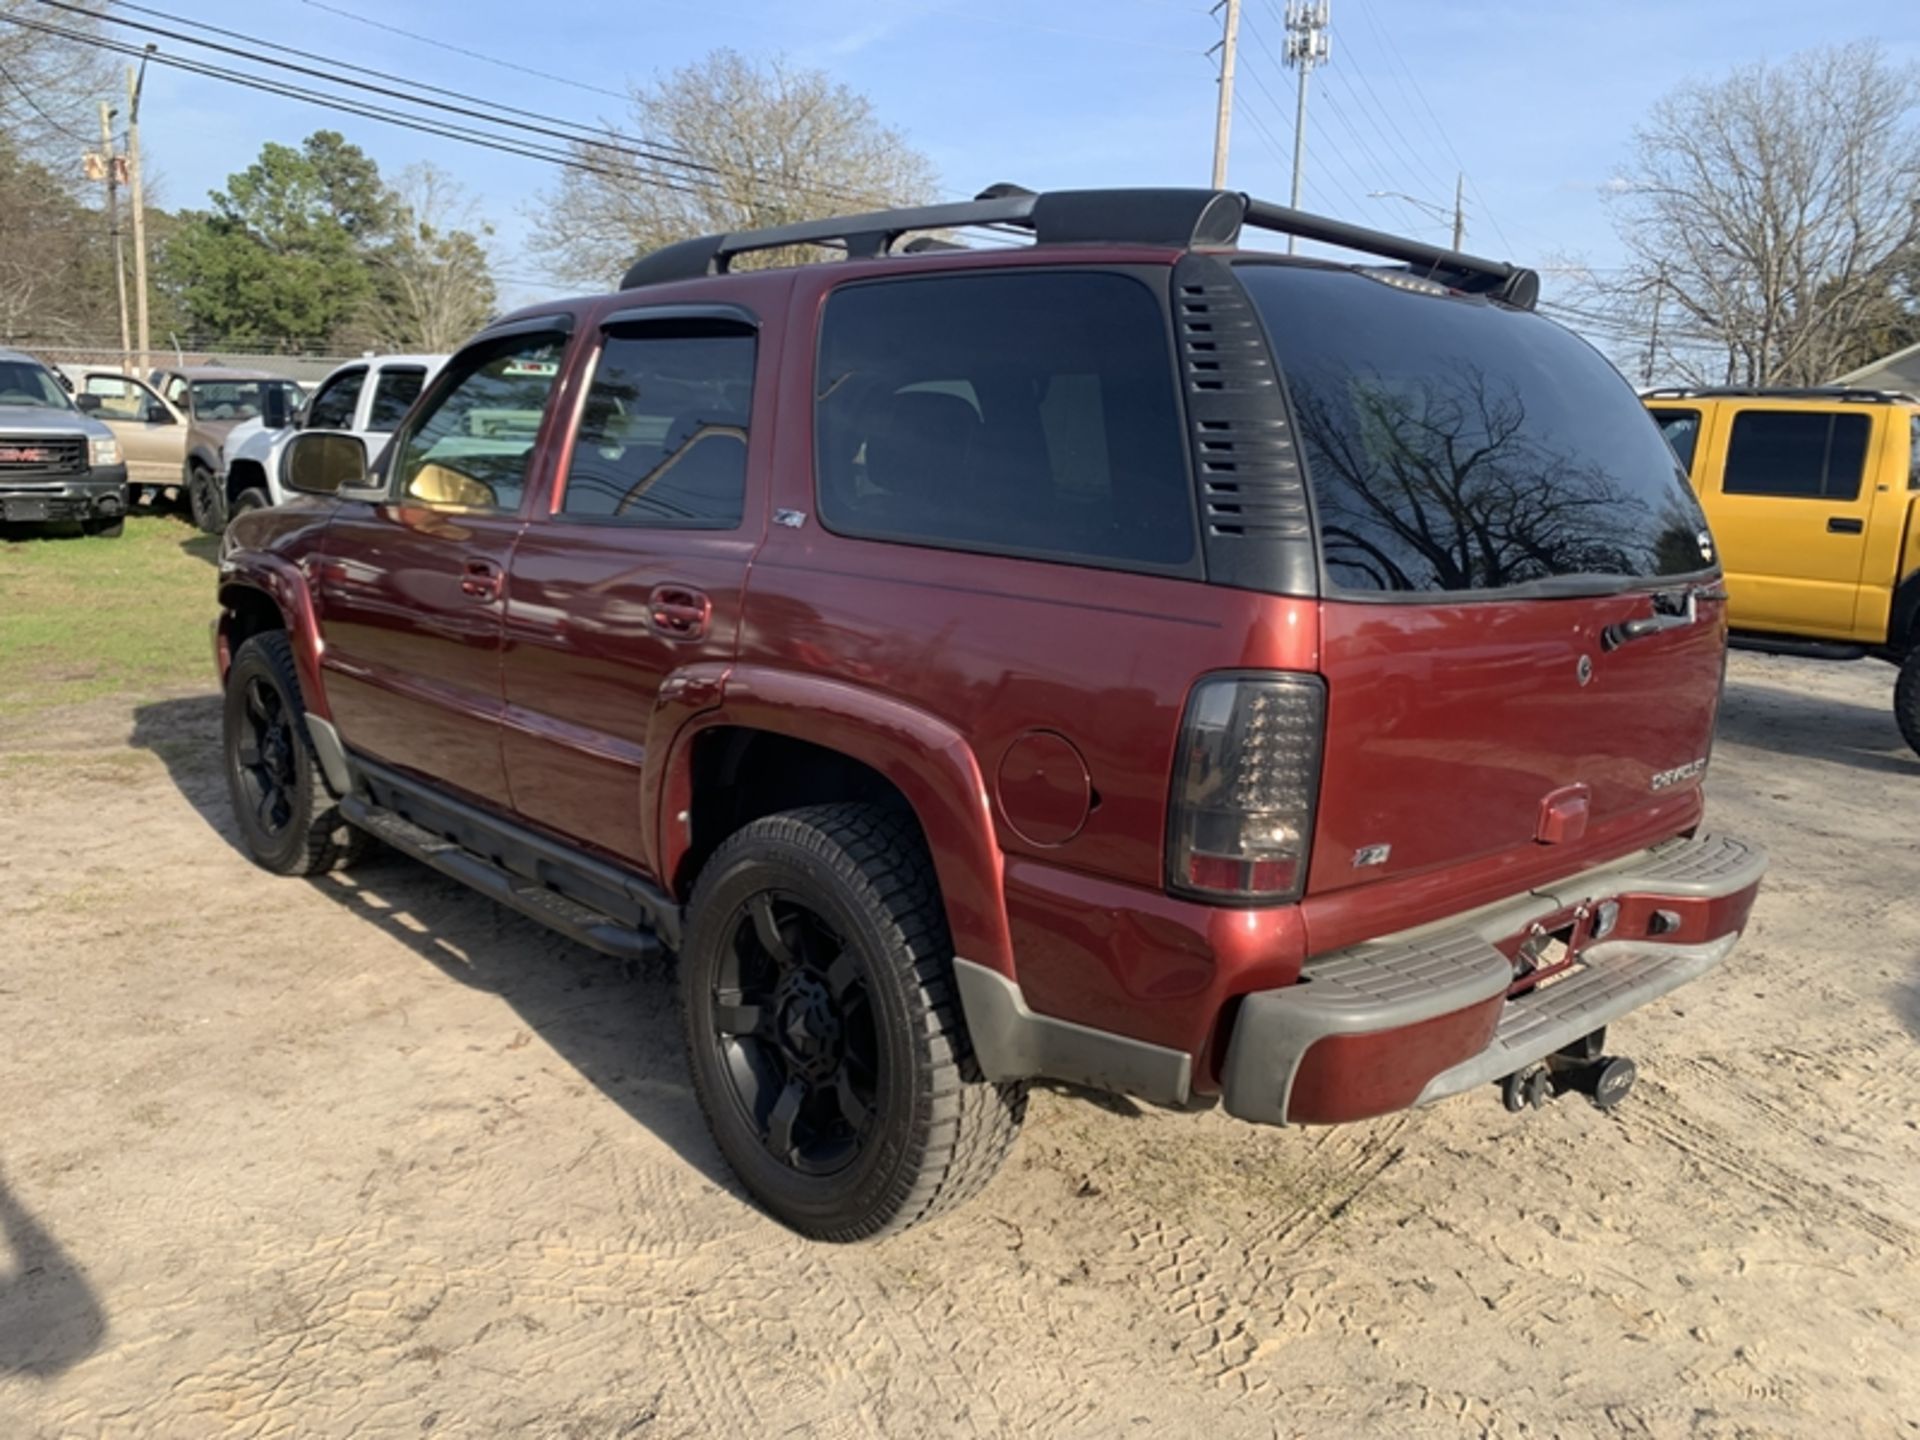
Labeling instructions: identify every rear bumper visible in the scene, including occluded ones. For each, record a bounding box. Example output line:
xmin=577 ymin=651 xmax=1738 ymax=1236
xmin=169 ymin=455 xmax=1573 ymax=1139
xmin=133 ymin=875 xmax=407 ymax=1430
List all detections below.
xmin=0 ymin=468 xmax=128 ymax=522
xmin=1220 ymin=832 xmax=1767 ymax=1126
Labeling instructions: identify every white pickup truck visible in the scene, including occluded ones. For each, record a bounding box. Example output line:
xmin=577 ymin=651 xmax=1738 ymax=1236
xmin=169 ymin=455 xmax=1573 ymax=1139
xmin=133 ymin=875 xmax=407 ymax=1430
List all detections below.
xmin=219 ymin=353 xmax=446 ymax=527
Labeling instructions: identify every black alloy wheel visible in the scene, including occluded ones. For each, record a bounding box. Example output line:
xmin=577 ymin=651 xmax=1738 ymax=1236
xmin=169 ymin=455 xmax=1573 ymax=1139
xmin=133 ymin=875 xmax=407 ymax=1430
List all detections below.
xmin=711 ymin=890 xmax=880 ymax=1178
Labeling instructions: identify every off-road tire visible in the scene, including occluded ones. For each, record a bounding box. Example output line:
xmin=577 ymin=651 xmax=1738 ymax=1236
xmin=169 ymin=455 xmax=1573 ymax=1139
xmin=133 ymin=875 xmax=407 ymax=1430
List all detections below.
xmin=680 ymin=803 xmax=1027 ymax=1241
xmin=223 ymin=631 xmax=366 ymax=875
xmin=188 ymin=463 xmax=226 ymax=534
xmin=1895 ymin=646 xmax=1920 ymax=759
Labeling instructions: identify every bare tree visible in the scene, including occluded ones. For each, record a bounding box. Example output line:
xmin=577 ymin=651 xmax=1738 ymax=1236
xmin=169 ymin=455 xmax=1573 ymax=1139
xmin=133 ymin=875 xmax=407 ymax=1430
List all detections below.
xmin=536 ymin=50 xmax=938 ymax=287
xmin=356 ymin=164 xmax=498 ymax=353
xmin=0 ymin=0 xmax=112 ymax=164
xmin=1600 ymin=43 xmax=1920 ymax=387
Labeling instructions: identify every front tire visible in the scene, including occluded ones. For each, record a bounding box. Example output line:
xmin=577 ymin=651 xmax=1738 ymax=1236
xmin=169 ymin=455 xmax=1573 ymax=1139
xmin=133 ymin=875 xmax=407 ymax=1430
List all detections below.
xmin=1896 ymin=646 xmax=1920 ymax=759
xmin=680 ymin=804 xmax=1027 ymax=1241
xmin=227 ymin=487 xmax=272 ymax=528
xmin=223 ymin=632 xmax=364 ymax=875
xmin=188 ymin=463 xmax=226 ymax=534
xmin=83 ymin=514 xmax=124 ymax=538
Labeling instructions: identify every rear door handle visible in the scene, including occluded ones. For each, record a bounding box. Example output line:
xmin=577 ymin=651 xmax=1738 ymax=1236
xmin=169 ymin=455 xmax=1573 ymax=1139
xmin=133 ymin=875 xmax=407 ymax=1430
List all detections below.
xmin=648 ymin=584 xmax=713 ymax=640
xmin=1827 ymin=516 xmax=1864 ymax=534
xmin=459 ymin=557 xmax=503 ymax=601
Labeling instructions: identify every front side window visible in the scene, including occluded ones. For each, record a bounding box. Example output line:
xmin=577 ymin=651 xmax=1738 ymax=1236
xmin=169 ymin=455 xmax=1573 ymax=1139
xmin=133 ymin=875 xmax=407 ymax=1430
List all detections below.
xmin=1648 ymin=407 xmax=1702 ymax=477
xmin=82 ymin=375 xmax=162 ymax=421
xmin=1907 ymin=413 xmax=1918 ymax=491
xmin=305 ymin=369 xmax=365 ymax=430
xmin=815 ymin=271 xmax=1197 ymax=571
xmin=561 ymin=328 xmax=753 ymax=526
xmin=394 ymin=334 xmax=565 ymax=511
xmin=1723 ymin=411 xmax=1870 ymax=500
xmin=367 ymin=366 xmax=428 ymax=432
xmin=0 ymin=359 xmax=72 ymax=410
xmin=1238 ymin=263 xmax=1712 ymax=594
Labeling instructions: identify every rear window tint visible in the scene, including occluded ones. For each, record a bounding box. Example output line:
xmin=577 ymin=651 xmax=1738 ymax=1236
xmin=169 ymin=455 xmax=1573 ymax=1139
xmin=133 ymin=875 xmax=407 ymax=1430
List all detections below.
xmin=1723 ymin=411 xmax=1870 ymax=500
xmin=1648 ymin=407 xmax=1702 ymax=476
xmin=1237 ymin=264 xmax=1712 ymax=594
xmin=368 ymin=367 xmax=427 ymax=431
xmin=815 ymin=272 xmax=1196 ymax=572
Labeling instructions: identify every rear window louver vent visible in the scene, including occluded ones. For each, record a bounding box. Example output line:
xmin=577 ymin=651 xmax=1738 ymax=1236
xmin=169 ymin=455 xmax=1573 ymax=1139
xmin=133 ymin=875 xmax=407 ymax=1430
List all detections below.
xmin=1176 ymin=279 xmax=1307 ymax=542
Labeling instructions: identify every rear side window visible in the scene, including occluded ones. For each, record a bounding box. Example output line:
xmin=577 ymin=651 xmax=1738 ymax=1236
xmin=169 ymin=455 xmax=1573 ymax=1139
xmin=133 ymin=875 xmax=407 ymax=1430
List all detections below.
xmin=1237 ymin=264 xmax=1712 ymax=595
xmin=306 ymin=369 xmax=365 ymax=430
xmin=815 ymin=272 xmax=1196 ymax=571
xmin=367 ymin=367 xmax=427 ymax=432
xmin=1648 ymin=407 xmax=1702 ymax=476
xmin=561 ymin=328 xmax=753 ymax=526
xmin=1723 ymin=411 xmax=1870 ymax=500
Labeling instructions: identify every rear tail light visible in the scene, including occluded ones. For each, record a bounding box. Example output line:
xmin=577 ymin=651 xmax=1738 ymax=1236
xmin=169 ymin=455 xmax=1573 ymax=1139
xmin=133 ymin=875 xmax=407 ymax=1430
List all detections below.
xmin=1166 ymin=672 xmax=1325 ymax=904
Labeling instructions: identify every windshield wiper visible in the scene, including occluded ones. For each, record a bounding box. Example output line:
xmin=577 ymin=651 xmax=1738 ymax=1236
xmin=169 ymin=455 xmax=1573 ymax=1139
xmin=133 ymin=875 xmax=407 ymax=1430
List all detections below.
xmin=1501 ymin=573 xmax=1639 ymax=600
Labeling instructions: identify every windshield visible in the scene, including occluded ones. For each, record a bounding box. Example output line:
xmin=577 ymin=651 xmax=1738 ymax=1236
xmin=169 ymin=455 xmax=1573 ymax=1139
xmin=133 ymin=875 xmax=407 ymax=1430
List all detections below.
xmin=189 ymin=379 xmax=303 ymax=423
xmin=0 ymin=359 xmax=72 ymax=411
xmin=1236 ymin=264 xmax=1714 ymax=595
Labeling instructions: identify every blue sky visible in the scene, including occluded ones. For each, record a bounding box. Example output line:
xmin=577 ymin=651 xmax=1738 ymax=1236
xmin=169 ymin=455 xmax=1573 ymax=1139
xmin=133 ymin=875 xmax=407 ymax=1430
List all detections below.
xmin=130 ymin=0 xmax=1920 ymax=309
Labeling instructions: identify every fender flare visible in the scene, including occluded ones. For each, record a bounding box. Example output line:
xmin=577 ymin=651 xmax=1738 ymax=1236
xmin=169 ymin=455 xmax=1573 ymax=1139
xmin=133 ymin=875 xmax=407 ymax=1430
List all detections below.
xmin=652 ymin=665 xmax=1017 ymax=981
xmin=215 ymin=554 xmax=330 ymax=721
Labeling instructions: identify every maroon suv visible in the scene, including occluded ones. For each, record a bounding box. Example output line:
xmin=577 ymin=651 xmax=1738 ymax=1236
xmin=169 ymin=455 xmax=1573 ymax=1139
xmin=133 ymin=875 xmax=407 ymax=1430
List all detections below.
xmin=215 ymin=185 xmax=1765 ymax=1241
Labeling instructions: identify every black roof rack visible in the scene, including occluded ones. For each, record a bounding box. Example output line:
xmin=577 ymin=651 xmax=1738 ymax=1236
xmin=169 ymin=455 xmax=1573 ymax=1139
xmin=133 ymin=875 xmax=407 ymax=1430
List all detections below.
xmin=618 ymin=183 xmax=1539 ymax=308
xmin=1641 ymin=384 xmax=1920 ymax=405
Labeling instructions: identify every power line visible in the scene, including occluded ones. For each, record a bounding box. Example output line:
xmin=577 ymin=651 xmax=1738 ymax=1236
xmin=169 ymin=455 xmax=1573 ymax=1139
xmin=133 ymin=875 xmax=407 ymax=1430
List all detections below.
xmin=291 ymin=0 xmax=631 ymax=104
xmin=0 ymin=53 xmax=94 ymax=143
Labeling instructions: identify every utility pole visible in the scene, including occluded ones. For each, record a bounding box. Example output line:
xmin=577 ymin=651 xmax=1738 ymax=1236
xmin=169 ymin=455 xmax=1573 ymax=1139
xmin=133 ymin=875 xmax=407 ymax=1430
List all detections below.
xmin=1282 ymin=0 xmax=1331 ymax=252
xmin=1452 ymin=171 xmax=1465 ymax=252
xmin=1208 ymin=0 xmax=1242 ymax=189
xmin=126 ymin=51 xmax=154 ymax=377
xmin=97 ymin=102 xmax=132 ymax=368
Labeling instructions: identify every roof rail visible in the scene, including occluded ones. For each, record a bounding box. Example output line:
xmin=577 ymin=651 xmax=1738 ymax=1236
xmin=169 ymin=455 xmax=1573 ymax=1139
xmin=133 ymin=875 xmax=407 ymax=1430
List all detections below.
xmin=1641 ymin=384 xmax=1919 ymax=405
xmin=618 ymin=184 xmax=1538 ymax=306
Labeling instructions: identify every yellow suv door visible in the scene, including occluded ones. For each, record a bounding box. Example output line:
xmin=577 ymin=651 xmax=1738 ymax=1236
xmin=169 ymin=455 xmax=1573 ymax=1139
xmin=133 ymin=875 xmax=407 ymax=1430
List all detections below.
xmin=1692 ymin=401 xmax=1879 ymax=640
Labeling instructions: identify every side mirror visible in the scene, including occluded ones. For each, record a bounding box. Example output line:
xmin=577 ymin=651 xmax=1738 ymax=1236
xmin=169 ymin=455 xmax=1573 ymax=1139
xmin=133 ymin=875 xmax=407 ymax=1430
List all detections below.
xmin=262 ymin=386 xmax=295 ymax=431
xmin=282 ymin=431 xmax=369 ymax=497
xmin=145 ymin=402 xmax=175 ymax=426
xmin=74 ymin=393 xmax=102 ymax=414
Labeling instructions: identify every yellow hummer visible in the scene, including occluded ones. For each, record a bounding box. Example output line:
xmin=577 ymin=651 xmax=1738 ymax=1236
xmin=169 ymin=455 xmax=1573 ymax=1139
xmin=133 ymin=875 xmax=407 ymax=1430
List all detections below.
xmin=1644 ymin=385 xmax=1920 ymax=757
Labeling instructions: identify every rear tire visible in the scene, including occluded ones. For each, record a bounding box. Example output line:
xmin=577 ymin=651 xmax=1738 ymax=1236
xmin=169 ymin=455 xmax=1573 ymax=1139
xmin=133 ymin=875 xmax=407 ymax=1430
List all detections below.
xmin=223 ymin=631 xmax=366 ymax=875
xmin=188 ymin=463 xmax=226 ymax=534
xmin=680 ymin=804 xmax=1026 ymax=1241
xmin=1895 ymin=647 xmax=1920 ymax=759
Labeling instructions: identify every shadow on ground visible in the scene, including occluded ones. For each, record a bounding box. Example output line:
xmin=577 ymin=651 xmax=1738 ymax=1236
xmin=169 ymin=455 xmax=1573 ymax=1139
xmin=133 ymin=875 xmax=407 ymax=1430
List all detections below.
xmin=0 ymin=1164 xmax=106 ymax=1378
xmin=129 ymin=694 xmax=741 ymax=1197
xmin=1716 ymin=675 xmax=1916 ymax=777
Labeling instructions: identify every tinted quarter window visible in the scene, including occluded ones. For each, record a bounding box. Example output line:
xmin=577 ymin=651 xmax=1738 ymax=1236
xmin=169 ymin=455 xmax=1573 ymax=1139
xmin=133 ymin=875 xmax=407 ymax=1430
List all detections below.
xmin=1723 ymin=411 xmax=1871 ymax=500
xmin=815 ymin=272 xmax=1196 ymax=571
xmin=367 ymin=367 xmax=426 ymax=431
xmin=306 ymin=369 xmax=365 ymax=430
xmin=1237 ymin=264 xmax=1712 ymax=594
xmin=1648 ymin=407 xmax=1701 ymax=476
xmin=395 ymin=335 xmax=564 ymax=512
xmin=562 ymin=329 xmax=753 ymax=526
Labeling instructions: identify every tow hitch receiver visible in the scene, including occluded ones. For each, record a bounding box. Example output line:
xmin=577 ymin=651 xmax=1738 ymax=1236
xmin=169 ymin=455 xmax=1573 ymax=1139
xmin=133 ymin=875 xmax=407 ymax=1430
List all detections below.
xmin=1501 ymin=1030 xmax=1638 ymax=1113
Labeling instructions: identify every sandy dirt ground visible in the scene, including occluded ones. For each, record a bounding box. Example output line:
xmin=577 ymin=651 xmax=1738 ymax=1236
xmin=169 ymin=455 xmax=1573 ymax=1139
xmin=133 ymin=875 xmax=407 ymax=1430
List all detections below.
xmin=1 ymin=649 xmax=1916 ymax=1438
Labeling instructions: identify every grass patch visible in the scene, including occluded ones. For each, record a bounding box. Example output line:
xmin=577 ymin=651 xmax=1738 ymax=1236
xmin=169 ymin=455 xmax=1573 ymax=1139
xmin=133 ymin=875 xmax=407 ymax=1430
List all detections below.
xmin=0 ymin=515 xmax=220 ymax=720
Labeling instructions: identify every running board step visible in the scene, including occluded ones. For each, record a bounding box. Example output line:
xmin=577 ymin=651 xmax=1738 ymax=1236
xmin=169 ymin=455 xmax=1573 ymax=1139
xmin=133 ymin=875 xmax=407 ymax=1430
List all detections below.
xmin=342 ymin=796 xmax=663 ymax=964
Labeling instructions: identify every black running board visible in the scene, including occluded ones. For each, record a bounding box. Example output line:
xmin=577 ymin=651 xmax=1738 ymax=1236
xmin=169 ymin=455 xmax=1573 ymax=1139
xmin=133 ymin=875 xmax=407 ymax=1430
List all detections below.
xmin=1729 ymin=633 xmax=1868 ymax=662
xmin=342 ymin=794 xmax=666 ymax=965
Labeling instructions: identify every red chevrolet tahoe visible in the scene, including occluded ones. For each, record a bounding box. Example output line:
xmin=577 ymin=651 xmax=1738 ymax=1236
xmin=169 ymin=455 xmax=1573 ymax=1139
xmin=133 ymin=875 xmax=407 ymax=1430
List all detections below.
xmin=214 ymin=186 xmax=1766 ymax=1241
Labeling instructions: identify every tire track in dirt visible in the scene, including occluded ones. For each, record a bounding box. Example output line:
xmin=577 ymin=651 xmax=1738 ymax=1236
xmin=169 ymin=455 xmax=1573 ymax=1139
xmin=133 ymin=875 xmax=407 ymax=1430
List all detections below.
xmin=1628 ymin=1081 xmax=1916 ymax=1255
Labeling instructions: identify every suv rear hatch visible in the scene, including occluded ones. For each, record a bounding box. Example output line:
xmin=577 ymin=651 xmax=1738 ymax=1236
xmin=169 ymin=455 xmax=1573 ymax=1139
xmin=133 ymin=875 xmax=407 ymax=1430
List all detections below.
xmin=1234 ymin=262 xmax=1724 ymax=903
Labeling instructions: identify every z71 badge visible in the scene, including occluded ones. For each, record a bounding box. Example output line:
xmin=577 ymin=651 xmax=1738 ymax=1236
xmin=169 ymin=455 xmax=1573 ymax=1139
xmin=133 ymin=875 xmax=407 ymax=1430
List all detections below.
xmin=1649 ymin=758 xmax=1708 ymax=791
